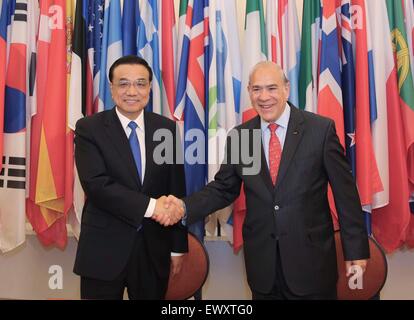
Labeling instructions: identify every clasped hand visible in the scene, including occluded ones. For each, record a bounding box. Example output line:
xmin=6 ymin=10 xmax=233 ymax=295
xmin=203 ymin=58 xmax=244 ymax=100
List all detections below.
xmin=151 ymin=195 xmax=184 ymax=226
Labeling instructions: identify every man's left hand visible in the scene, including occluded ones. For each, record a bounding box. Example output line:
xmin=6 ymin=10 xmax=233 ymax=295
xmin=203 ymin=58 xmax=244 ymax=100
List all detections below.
xmin=170 ymin=255 xmax=185 ymax=277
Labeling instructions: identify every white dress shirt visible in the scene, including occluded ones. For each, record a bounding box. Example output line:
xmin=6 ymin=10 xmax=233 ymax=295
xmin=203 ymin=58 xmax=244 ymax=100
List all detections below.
xmin=116 ymin=108 xmax=182 ymax=257
xmin=115 ymin=107 xmax=156 ymax=218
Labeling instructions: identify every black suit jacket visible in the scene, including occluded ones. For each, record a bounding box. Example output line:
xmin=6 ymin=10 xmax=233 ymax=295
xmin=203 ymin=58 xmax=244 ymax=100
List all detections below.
xmin=73 ymin=108 xmax=187 ymax=282
xmin=185 ymin=104 xmax=369 ymax=295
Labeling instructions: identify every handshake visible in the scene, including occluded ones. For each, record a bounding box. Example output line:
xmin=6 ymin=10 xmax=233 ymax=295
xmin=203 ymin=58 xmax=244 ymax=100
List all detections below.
xmin=151 ymin=195 xmax=185 ymax=226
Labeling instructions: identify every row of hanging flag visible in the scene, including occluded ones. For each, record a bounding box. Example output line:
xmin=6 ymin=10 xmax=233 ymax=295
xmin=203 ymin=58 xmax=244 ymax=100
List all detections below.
xmin=0 ymin=0 xmax=413 ymax=256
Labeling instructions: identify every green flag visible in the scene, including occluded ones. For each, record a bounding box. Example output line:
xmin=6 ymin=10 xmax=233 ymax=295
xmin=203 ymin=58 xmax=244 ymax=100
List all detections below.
xmin=298 ymin=0 xmax=320 ymax=112
xmin=240 ymin=0 xmax=267 ymax=115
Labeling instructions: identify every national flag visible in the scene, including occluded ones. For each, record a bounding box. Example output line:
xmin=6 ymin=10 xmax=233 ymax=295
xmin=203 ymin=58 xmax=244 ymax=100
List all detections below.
xmin=316 ymin=0 xmax=345 ymax=228
xmin=174 ymin=0 xmax=190 ymax=121
xmin=122 ymin=0 xmax=139 ymax=56
xmin=0 ymin=0 xmax=28 ymax=252
xmin=27 ymin=0 xmax=68 ymax=248
xmin=364 ymin=0 xmax=389 ymax=212
xmin=137 ymin=0 xmax=161 ymax=114
xmin=69 ymin=0 xmax=105 ymax=239
xmin=240 ymin=0 xmax=267 ymax=117
xmin=98 ymin=0 xmax=122 ymax=111
xmin=404 ymin=0 xmax=414 ymax=82
xmin=340 ymin=0 xmax=356 ymax=177
xmin=371 ymin=0 xmax=412 ymax=252
xmin=160 ymin=0 xmax=176 ymax=119
xmin=68 ymin=0 xmax=88 ymax=136
xmin=266 ymin=0 xmax=301 ymax=106
xmin=88 ymin=0 xmax=104 ymax=115
xmin=205 ymin=0 xmax=241 ymax=241
xmin=0 ymin=0 xmax=8 ymax=173
xmin=174 ymin=0 xmax=209 ymax=299
xmin=384 ymin=0 xmax=414 ymax=247
xmin=298 ymin=0 xmax=321 ymax=112
xmin=232 ymin=0 xmax=266 ymax=253
xmin=352 ymin=0 xmax=383 ymax=213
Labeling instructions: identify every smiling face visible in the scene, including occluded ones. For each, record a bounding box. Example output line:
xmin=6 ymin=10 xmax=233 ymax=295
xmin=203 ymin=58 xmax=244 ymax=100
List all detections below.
xmin=110 ymin=64 xmax=151 ymax=120
xmin=248 ymin=63 xmax=290 ymax=123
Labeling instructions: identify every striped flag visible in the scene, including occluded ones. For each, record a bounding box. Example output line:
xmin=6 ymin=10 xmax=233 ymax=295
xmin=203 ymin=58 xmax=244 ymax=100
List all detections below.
xmin=232 ymin=0 xmax=267 ymax=253
xmin=0 ymin=0 xmax=30 ymax=252
xmin=0 ymin=0 xmax=8 ymax=173
xmin=68 ymin=0 xmax=88 ymax=135
xmin=27 ymin=0 xmax=68 ymax=248
xmin=352 ymin=0 xmax=383 ymax=212
xmin=340 ymin=0 xmax=356 ymax=177
xmin=160 ymin=0 xmax=176 ymax=120
xmin=384 ymin=0 xmax=414 ymax=247
xmin=266 ymin=0 xmax=301 ymax=106
xmin=404 ymin=0 xmax=414 ymax=82
xmin=87 ymin=0 xmax=104 ymax=115
xmin=99 ymin=0 xmax=122 ymax=111
xmin=137 ymin=0 xmax=161 ymax=114
xmin=67 ymin=0 xmax=86 ymax=238
xmin=371 ymin=0 xmax=412 ymax=252
xmin=240 ymin=0 xmax=267 ymax=117
xmin=122 ymin=0 xmax=139 ymax=56
xmin=177 ymin=0 xmax=209 ymax=241
xmin=318 ymin=0 xmax=344 ymax=146
xmin=206 ymin=0 xmax=241 ymax=240
xmin=174 ymin=0 xmax=189 ymax=120
xmin=317 ymin=0 xmax=344 ymax=227
xmin=174 ymin=0 xmax=209 ymax=299
xmin=364 ymin=0 xmax=390 ymax=212
xmin=298 ymin=0 xmax=321 ymax=112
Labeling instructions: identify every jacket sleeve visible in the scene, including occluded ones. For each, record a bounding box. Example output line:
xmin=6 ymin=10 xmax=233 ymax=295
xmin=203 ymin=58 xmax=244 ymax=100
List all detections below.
xmin=323 ymin=120 xmax=370 ymax=261
xmin=170 ymin=124 xmax=188 ymax=253
xmin=75 ymin=118 xmax=150 ymax=228
xmin=184 ymin=131 xmax=242 ymax=225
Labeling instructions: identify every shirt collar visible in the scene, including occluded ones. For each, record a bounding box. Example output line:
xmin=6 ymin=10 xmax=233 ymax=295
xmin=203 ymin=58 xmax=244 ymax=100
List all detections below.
xmin=115 ymin=107 xmax=145 ymax=132
xmin=260 ymin=103 xmax=291 ymax=132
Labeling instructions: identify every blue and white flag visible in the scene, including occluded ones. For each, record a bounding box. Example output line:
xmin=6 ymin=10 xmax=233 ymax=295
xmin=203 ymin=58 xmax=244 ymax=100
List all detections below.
xmin=137 ymin=0 xmax=161 ymax=114
xmin=99 ymin=0 xmax=122 ymax=111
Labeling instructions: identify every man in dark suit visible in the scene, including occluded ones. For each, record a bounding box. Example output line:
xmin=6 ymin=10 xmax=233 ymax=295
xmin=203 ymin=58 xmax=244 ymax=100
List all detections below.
xmin=73 ymin=56 xmax=187 ymax=300
xmin=164 ymin=61 xmax=369 ymax=299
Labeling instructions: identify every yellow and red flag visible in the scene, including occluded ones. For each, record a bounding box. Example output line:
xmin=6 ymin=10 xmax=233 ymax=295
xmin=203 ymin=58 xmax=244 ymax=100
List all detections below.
xmin=27 ymin=0 xmax=71 ymax=248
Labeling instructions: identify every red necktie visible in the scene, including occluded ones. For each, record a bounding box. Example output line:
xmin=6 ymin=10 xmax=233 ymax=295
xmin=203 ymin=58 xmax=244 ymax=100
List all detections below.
xmin=268 ymin=123 xmax=281 ymax=186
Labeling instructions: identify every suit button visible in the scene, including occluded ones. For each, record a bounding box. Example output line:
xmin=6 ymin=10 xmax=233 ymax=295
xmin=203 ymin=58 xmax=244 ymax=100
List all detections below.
xmin=274 ymin=205 xmax=280 ymax=211
xmin=270 ymin=233 xmax=276 ymax=239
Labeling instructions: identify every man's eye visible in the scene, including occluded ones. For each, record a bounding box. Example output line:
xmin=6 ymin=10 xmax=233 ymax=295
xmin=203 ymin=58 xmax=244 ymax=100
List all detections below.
xmin=119 ymin=82 xmax=130 ymax=88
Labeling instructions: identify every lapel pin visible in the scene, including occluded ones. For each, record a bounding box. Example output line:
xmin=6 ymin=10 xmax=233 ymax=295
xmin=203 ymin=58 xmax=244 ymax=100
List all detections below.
xmin=293 ymin=131 xmax=299 ymax=135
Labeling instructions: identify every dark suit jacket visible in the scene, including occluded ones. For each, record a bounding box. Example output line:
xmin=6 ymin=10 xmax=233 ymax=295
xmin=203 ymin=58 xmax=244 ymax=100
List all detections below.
xmin=73 ymin=108 xmax=187 ymax=282
xmin=185 ymin=104 xmax=369 ymax=296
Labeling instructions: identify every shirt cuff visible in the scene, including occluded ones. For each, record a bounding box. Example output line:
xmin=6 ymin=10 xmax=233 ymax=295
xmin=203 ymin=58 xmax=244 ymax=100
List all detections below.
xmin=171 ymin=252 xmax=184 ymax=256
xmin=144 ymin=198 xmax=156 ymax=218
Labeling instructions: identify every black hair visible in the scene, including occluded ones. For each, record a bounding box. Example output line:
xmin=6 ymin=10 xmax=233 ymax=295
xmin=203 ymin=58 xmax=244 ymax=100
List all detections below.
xmin=108 ymin=55 xmax=153 ymax=83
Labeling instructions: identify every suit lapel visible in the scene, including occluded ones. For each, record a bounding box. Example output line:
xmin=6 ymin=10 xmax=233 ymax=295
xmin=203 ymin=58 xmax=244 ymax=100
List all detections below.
xmin=142 ymin=111 xmax=156 ymax=190
xmin=104 ymin=108 xmax=142 ymax=188
xmin=274 ymin=105 xmax=305 ymax=191
xmin=249 ymin=116 xmax=274 ymax=195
